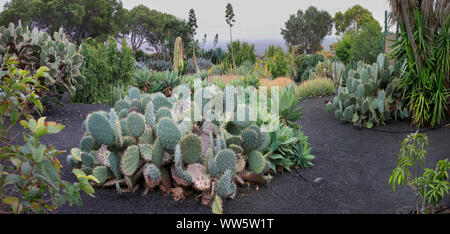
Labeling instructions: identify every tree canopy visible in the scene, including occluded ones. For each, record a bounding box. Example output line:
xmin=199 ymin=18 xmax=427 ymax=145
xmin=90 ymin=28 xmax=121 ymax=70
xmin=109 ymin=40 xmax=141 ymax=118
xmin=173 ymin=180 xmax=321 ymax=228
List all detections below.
xmin=334 ymin=5 xmax=380 ymax=35
xmin=281 ymin=6 xmax=333 ymax=54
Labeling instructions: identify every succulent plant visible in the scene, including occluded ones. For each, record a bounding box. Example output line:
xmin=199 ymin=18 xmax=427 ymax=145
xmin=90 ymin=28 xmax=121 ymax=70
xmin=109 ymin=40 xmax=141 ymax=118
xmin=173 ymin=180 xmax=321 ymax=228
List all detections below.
xmin=93 ymin=166 xmax=109 ymax=184
xmin=326 ymin=54 xmax=408 ymax=128
xmin=151 ymin=138 xmax=164 ymax=167
xmin=216 ymin=170 xmax=236 ymax=197
xmin=80 ymin=135 xmax=95 ymax=152
xmin=180 ymin=134 xmax=203 ymax=164
xmin=248 ymin=150 xmax=266 ymax=174
xmin=87 ymin=112 xmax=115 ymax=146
xmin=157 ymin=117 xmax=181 ymax=151
xmin=126 ymin=112 xmax=145 ymax=138
xmin=216 ymin=149 xmax=237 ymax=174
xmin=120 ymin=145 xmax=140 ymax=177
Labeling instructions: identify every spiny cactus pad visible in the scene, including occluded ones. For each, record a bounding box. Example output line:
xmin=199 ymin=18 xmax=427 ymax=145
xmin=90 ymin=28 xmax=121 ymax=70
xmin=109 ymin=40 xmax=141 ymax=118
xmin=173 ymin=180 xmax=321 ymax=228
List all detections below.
xmin=126 ymin=112 xmax=145 ymax=138
xmin=145 ymin=163 xmax=161 ymax=182
xmin=139 ymin=127 xmax=153 ymax=144
xmin=228 ymin=144 xmax=243 ymax=154
xmin=66 ymin=154 xmax=79 ymax=168
xmin=216 ymin=170 xmax=236 ymax=197
xmin=139 ymin=144 xmax=153 ymax=162
xmin=128 ymin=87 xmax=141 ymax=100
xmin=93 ymin=166 xmax=109 ymax=184
xmin=241 ymin=128 xmax=260 ymax=152
xmin=156 ymin=107 xmax=173 ymax=122
xmin=226 ymin=136 xmax=242 ymax=147
xmin=152 ymin=94 xmax=172 ymax=112
xmin=248 ymin=150 xmax=266 ymax=174
xmin=157 ymin=117 xmax=181 ymax=151
xmin=87 ymin=112 xmax=115 ymax=146
xmin=216 ymin=149 xmax=237 ymax=174
xmin=80 ymin=135 xmax=95 ymax=152
xmin=151 ymin=138 xmax=164 ymax=167
xmin=180 ymin=134 xmax=203 ymax=164
xmin=108 ymin=152 xmax=122 ymax=179
xmin=81 ymin=152 xmax=95 ymax=168
xmin=120 ymin=145 xmax=140 ymax=176
xmin=115 ymin=100 xmax=130 ymax=113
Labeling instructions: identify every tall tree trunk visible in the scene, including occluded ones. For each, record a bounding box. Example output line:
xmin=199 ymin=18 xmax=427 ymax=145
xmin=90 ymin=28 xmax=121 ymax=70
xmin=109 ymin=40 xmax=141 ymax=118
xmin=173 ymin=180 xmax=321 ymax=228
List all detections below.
xmin=229 ymin=26 xmax=236 ymax=68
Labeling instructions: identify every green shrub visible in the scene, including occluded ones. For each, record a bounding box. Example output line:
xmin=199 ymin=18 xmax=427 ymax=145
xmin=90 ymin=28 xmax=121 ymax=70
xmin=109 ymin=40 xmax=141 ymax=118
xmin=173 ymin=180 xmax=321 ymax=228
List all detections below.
xmin=350 ymin=22 xmax=383 ymax=64
xmin=73 ymin=37 xmax=135 ymax=104
xmin=224 ymin=41 xmax=256 ymax=67
xmin=295 ymin=54 xmax=324 ymax=82
xmin=0 ymin=58 xmax=94 ymax=213
xmin=265 ymin=46 xmax=288 ymax=78
xmin=390 ymin=132 xmax=450 ymax=214
xmin=326 ymin=54 xmax=409 ymax=128
xmin=297 ymin=77 xmax=335 ymax=98
xmin=335 ymin=32 xmax=354 ymax=64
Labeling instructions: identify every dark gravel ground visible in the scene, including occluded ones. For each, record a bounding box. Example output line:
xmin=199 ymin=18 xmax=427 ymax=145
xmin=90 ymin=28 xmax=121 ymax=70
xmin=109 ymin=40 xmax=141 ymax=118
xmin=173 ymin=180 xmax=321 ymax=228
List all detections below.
xmin=9 ymin=96 xmax=449 ymax=214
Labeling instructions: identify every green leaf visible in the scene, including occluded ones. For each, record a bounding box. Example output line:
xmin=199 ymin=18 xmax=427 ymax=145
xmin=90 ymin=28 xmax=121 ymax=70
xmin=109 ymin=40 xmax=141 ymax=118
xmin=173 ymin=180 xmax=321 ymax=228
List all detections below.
xmin=31 ymin=144 xmax=46 ymax=163
xmin=3 ymin=174 xmax=25 ymax=188
xmin=10 ymin=106 xmax=19 ymax=124
xmin=212 ymin=195 xmax=223 ymax=214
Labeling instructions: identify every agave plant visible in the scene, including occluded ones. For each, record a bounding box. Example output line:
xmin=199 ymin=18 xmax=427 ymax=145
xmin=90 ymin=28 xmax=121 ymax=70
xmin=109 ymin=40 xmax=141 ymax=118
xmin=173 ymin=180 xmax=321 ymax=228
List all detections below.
xmin=279 ymin=83 xmax=303 ymax=129
xmin=161 ymin=71 xmax=180 ymax=97
xmin=132 ymin=67 xmax=153 ymax=93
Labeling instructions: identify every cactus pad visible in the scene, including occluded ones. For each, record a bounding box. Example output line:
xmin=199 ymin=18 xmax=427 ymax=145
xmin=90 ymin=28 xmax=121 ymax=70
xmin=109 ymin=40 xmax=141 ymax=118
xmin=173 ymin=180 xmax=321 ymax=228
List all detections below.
xmin=180 ymin=134 xmax=203 ymax=164
xmin=87 ymin=112 xmax=115 ymax=146
xmin=120 ymin=145 xmax=140 ymax=176
xmin=151 ymin=138 xmax=164 ymax=167
xmin=139 ymin=144 xmax=153 ymax=162
xmin=93 ymin=166 xmax=109 ymax=184
xmin=157 ymin=117 xmax=181 ymax=150
xmin=216 ymin=149 xmax=237 ymax=174
xmin=126 ymin=112 xmax=145 ymax=138
xmin=248 ymin=150 xmax=265 ymax=174
xmin=216 ymin=170 xmax=236 ymax=197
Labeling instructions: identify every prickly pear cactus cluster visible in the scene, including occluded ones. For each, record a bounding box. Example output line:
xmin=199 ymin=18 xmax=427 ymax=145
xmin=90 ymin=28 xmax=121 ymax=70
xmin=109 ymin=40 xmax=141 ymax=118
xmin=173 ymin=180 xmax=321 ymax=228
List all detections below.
xmin=326 ymin=54 xmax=409 ymax=128
xmin=67 ymin=86 xmax=273 ymax=211
xmin=0 ymin=21 xmax=85 ymax=106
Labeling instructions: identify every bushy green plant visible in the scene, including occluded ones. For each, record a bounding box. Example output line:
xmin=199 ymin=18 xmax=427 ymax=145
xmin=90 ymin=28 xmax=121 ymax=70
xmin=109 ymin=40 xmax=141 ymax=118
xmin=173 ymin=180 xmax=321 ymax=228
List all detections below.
xmin=335 ymin=32 xmax=354 ymax=64
xmin=265 ymin=46 xmax=288 ymax=78
xmin=295 ymin=54 xmax=324 ymax=82
xmin=224 ymin=41 xmax=256 ymax=67
xmin=0 ymin=58 xmax=94 ymax=213
xmin=389 ymin=132 xmax=449 ymax=214
xmin=390 ymin=10 xmax=449 ymax=128
xmin=326 ymin=54 xmax=409 ymax=128
xmin=0 ymin=21 xmax=85 ymax=108
xmin=73 ymin=37 xmax=135 ymax=104
xmin=297 ymin=77 xmax=335 ymax=98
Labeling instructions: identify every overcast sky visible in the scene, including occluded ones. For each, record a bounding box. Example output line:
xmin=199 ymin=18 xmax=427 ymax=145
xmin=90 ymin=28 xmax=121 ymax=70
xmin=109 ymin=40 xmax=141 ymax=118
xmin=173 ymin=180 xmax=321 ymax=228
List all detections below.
xmin=1 ymin=0 xmax=392 ymax=41
xmin=120 ymin=0 xmax=392 ymax=41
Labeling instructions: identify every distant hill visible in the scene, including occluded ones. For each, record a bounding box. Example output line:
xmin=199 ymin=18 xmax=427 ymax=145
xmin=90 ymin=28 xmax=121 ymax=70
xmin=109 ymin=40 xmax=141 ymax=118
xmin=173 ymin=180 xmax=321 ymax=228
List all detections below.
xmin=203 ymin=36 xmax=338 ymax=56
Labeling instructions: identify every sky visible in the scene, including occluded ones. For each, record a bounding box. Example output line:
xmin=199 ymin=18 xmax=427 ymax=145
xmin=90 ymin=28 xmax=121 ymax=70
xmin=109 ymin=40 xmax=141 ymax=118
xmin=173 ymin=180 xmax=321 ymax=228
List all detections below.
xmin=119 ymin=0 xmax=392 ymax=41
